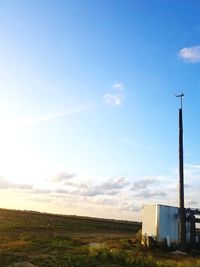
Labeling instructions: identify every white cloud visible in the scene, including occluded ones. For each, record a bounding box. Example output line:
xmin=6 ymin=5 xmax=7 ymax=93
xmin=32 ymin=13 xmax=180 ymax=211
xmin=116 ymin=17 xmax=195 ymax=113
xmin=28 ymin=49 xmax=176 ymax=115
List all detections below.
xmin=0 ymin=176 xmax=32 ymax=190
xmin=104 ymin=93 xmax=124 ymax=106
xmin=55 ymin=188 xmax=69 ymax=194
xmin=104 ymin=82 xmax=125 ymax=106
xmin=101 ymin=177 xmax=129 ymax=190
xmin=113 ymin=83 xmax=124 ymax=91
xmin=62 ymin=176 xmax=130 ymax=197
xmin=179 ymin=45 xmax=200 ymax=63
xmin=132 ymin=177 xmax=157 ymax=190
xmin=3 ymin=162 xmax=200 ymax=221
xmin=52 ymin=172 xmax=76 ymax=182
xmin=39 ymin=173 xmax=130 ymax=198
xmin=31 ymin=188 xmax=52 ymax=194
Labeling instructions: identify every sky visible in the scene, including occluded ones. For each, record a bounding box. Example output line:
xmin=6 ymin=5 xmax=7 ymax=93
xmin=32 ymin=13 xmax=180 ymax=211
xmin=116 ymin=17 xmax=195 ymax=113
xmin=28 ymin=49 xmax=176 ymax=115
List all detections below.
xmin=0 ymin=0 xmax=200 ymax=221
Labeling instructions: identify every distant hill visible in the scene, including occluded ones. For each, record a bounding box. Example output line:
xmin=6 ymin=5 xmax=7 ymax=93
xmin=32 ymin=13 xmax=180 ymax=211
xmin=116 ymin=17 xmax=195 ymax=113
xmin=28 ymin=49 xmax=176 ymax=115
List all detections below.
xmin=0 ymin=207 xmax=141 ymax=236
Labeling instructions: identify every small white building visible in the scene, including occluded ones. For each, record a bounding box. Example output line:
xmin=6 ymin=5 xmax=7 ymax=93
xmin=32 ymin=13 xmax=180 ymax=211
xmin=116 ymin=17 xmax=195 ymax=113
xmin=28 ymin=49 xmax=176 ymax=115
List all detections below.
xmin=142 ymin=204 xmax=179 ymax=246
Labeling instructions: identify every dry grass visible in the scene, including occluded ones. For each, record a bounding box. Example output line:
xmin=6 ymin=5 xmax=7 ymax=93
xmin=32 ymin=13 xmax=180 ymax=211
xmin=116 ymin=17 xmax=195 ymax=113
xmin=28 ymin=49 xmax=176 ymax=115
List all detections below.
xmin=0 ymin=208 xmax=199 ymax=266
xmin=0 ymin=240 xmax=30 ymax=249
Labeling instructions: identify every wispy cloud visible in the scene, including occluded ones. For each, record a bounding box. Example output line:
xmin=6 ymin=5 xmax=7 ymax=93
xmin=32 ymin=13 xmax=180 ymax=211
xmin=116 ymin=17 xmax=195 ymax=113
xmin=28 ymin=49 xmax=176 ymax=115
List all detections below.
xmin=104 ymin=82 xmax=125 ymax=106
xmin=17 ymin=105 xmax=95 ymax=126
xmin=179 ymin=45 xmax=200 ymax=63
xmin=0 ymin=176 xmax=32 ymax=190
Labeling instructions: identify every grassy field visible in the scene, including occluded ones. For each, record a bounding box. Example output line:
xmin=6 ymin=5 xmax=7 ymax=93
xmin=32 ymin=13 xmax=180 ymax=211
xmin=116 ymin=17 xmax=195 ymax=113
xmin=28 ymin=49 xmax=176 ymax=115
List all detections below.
xmin=0 ymin=208 xmax=200 ymax=267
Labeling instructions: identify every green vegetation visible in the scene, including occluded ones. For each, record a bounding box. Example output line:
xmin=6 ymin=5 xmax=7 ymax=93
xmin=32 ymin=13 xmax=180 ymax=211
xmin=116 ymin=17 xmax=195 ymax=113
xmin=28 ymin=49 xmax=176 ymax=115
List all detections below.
xmin=0 ymin=208 xmax=199 ymax=266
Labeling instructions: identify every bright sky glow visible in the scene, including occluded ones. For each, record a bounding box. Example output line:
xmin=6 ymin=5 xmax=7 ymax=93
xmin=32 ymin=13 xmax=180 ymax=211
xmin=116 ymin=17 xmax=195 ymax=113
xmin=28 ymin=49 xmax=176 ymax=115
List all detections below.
xmin=0 ymin=0 xmax=200 ymax=221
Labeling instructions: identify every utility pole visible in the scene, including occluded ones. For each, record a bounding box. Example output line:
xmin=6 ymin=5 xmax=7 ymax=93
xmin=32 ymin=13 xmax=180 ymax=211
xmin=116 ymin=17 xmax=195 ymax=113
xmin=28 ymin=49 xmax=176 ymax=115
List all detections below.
xmin=175 ymin=93 xmax=186 ymax=250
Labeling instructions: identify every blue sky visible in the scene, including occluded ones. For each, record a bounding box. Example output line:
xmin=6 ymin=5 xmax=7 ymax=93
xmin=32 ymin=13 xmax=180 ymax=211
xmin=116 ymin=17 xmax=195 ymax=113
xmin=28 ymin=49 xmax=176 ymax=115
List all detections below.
xmin=0 ymin=0 xmax=200 ymax=220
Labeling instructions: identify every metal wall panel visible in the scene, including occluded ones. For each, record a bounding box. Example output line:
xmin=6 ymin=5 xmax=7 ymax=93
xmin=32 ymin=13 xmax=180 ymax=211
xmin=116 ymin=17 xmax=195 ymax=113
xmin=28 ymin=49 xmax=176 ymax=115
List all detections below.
xmin=157 ymin=205 xmax=179 ymax=243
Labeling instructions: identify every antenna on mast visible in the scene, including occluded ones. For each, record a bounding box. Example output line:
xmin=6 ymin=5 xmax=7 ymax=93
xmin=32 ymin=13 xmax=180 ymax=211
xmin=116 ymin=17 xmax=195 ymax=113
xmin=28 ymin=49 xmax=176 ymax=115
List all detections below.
xmin=175 ymin=93 xmax=184 ymax=109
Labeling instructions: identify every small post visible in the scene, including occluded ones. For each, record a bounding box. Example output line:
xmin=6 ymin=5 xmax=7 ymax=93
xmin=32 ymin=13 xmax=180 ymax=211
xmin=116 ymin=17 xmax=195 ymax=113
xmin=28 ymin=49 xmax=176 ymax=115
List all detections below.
xmin=175 ymin=93 xmax=186 ymax=250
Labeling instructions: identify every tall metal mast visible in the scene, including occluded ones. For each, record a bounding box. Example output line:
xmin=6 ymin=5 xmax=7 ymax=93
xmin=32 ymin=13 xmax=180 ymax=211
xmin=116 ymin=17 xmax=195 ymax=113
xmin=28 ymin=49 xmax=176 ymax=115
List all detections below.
xmin=175 ymin=93 xmax=186 ymax=249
